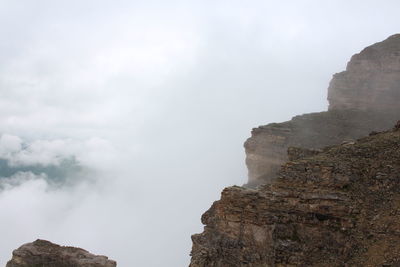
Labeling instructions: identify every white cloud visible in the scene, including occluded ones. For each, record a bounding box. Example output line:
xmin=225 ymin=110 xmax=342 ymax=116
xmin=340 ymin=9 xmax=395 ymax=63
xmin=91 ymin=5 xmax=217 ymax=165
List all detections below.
xmin=0 ymin=134 xmax=22 ymax=155
xmin=0 ymin=171 xmax=46 ymax=191
xmin=0 ymin=134 xmax=115 ymax=170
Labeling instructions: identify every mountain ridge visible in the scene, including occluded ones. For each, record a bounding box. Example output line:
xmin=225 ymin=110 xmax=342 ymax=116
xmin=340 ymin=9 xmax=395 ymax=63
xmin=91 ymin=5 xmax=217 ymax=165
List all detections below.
xmin=190 ymin=34 xmax=400 ymax=266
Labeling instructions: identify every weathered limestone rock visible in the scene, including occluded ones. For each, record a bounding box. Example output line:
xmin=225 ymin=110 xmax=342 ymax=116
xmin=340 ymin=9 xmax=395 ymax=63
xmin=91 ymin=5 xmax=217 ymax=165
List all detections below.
xmin=328 ymin=34 xmax=400 ymax=112
xmin=245 ymin=34 xmax=400 ymax=185
xmin=190 ymin=124 xmax=400 ymax=266
xmin=6 ymin=239 xmax=116 ymax=267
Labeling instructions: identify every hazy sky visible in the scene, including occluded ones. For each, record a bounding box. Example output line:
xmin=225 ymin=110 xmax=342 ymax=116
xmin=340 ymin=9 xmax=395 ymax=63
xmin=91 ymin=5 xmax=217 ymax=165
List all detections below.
xmin=0 ymin=1 xmax=399 ymax=266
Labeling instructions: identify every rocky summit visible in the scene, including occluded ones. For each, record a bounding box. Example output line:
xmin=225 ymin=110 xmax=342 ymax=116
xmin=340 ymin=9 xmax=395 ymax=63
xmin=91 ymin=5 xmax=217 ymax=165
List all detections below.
xmin=6 ymin=239 xmax=116 ymax=267
xmin=328 ymin=34 xmax=400 ymax=112
xmin=190 ymin=34 xmax=400 ymax=266
xmin=245 ymin=34 xmax=400 ymax=185
xmin=190 ymin=122 xmax=400 ymax=267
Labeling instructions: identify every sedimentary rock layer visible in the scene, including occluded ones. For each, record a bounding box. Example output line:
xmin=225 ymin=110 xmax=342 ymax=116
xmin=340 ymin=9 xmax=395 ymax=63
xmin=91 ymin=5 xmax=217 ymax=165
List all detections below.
xmin=245 ymin=34 xmax=400 ymax=184
xmin=190 ymin=124 xmax=400 ymax=266
xmin=245 ymin=110 xmax=399 ymax=184
xmin=328 ymin=34 xmax=400 ymax=112
xmin=6 ymin=239 xmax=117 ymax=267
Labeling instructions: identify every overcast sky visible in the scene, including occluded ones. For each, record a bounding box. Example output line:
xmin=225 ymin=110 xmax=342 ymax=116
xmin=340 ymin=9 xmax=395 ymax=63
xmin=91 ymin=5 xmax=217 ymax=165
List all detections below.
xmin=0 ymin=1 xmax=399 ymax=266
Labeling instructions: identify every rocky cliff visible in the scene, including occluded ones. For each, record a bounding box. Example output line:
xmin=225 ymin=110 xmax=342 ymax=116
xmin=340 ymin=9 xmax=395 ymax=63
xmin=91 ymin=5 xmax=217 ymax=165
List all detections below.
xmin=190 ymin=122 xmax=400 ymax=266
xmin=6 ymin=239 xmax=116 ymax=267
xmin=190 ymin=35 xmax=400 ymax=266
xmin=245 ymin=34 xmax=400 ymax=185
xmin=328 ymin=34 xmax=400 ymax=112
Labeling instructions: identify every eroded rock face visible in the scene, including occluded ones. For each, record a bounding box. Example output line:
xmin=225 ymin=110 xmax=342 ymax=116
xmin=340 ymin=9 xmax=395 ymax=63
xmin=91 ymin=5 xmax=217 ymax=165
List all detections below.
xmin=6 ymin=239 xmax=117 ymax=267
xmin=190 ymin=125 xmax=400 ymax=266
xmin=328 ymin=34 xmax=400 ymax=112
xmin=245 ymin=34 xmax=400 ymax=184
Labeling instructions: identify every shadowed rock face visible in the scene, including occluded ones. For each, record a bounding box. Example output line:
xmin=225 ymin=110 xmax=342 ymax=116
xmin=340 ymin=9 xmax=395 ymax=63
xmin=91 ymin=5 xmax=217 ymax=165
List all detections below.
xmin=6 ymin=239 xmax=116 ymax=267
xmin=245 ymin=34 xmax=400 ymax=185
xmin=190 ymin=124 xmax=400 ymax=267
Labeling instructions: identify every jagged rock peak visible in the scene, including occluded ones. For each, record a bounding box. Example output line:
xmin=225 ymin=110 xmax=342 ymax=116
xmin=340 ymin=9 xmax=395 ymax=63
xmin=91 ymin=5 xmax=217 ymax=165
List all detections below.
xmin=6 ymin=239 xmax=116 ymax=267
xmin=328 ymin=34 xmax=400 ymax=112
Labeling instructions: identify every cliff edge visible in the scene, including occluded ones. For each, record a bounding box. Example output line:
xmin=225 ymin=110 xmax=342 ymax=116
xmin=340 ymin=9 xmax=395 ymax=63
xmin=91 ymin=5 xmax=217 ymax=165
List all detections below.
xmin=245 ymin=34 xmax=400 ymax=185
xmin=190 ymin=35 xmax=400 ymax=266
xmin=328 ymin=34 xmax=400 ymax=112
xmin=190 ymin=122 xmax=400 ymax=266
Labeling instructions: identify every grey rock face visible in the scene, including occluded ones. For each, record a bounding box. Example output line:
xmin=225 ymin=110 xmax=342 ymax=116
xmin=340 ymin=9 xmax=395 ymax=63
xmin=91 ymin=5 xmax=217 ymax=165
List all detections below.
xmin=328 ymin=34 xmax=400 ymax=112
xmin=245 ymin=34 xmax=400 ymax=185
xmin=6 ymin=239 xmax=116 ymax=267
xmin=245 ymin=110 xmax=399 ymax=184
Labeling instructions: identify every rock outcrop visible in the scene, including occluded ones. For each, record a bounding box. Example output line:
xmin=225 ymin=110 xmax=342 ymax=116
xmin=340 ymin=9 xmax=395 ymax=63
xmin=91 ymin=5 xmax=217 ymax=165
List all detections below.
xmin=190 ymin=123 xmax=400 ymax=266
xmin=245 ymin=34 xmax=400 ymax=185
xmin=190 ymin=35 xmax=400 ymax=266
xmin=328 ymin=34 xmax=400 ymax=112
xmin=6 ymin=239 xmax=116 ymax=267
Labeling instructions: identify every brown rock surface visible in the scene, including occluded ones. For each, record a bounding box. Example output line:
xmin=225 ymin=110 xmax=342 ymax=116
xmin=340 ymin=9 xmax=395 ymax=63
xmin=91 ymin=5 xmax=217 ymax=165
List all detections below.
xmin=245 ymin=34 xmax=400 ymax=185
xmin=190 ymin=124 xmax=400 ymax=266
xmin=6 ymin=239 xmax=116 ymax=267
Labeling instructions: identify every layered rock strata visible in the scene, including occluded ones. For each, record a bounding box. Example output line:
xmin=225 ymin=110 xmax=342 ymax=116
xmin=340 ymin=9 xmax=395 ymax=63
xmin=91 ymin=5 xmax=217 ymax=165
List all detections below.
xmin=245 ymin=34 xmax=400 ymax=184
xmin=6 ymin=239 xmax=116 ymax=267
xmin=190 ymin=123 xmax=400 ymax=266
xmin=328 ymin=34 xmax=400 ymax=112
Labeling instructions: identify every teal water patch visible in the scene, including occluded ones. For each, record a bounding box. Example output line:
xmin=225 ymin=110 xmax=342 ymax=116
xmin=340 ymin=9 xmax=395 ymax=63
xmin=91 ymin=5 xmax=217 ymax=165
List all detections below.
xmin=0 ymin=156 xmax=85 ymax=188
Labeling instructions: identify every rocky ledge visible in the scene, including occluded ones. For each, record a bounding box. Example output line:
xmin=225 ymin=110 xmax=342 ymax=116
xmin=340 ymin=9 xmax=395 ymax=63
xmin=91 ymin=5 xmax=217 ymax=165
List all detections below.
xmin=190 ymin=122 xmax=400 ymax=266
xmin=6 ymin=239 xmax=116 ymax=267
